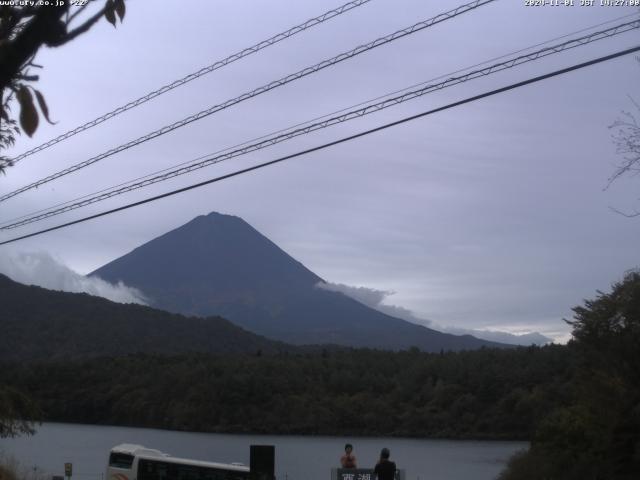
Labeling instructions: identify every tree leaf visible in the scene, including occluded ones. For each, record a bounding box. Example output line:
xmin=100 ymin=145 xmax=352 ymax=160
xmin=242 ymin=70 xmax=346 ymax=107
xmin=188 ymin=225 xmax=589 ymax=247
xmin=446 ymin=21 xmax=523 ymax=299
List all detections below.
xmin=16 ymin=85 xmax=38 ymax=137
xmin=115 ymin=0 xmax=125 ymax=21
xmin=33 ymin=89 xmax=56 ymax=125
xmin=104 ymin=0 xmax=116 ymax=27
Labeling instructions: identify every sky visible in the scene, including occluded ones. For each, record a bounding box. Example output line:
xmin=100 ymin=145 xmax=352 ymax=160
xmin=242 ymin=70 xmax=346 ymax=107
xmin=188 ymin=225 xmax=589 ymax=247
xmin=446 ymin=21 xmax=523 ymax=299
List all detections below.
xmin=1 ymin=0 xmax=639 ymax=343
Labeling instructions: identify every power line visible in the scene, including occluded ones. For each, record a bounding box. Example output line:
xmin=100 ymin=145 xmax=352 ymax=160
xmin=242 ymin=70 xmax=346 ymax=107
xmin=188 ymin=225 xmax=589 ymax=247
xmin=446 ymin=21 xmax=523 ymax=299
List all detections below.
xmin=0 ymin=0 xmax=496 ymax=204
xmin=3 ymin=15 xmax=638 ymax=229
xmin=9 ymin=9 xmax=636 ymax=230
xmin=4 ymin=18 xmax=637 ymax=229
xmin=340 ymin=11 xmax=640 ymax=117
xmin=18 ymin=9 xmax=633 ymax=231
xmin=3 ymin=18 xmax=638 ymax=230
xmin=2 ymin=0 xmax=374 ymax=167
xmin=42 ymin=3 xmax=640 ymax=229
xmin=1 ymin=44 xmax=637 ymax=247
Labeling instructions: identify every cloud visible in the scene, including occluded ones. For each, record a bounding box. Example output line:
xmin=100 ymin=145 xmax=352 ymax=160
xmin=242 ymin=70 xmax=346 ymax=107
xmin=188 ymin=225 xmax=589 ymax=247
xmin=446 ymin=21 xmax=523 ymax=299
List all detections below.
xmin=317 ymin=281 xmax=431 ymax=326
xmin=442 ymin=327 xmax=552 ymax=346
xmin=0 ymin=251 xmax=147 ymax=305
xmin=317 ymin=281 xmax=552 ymax=345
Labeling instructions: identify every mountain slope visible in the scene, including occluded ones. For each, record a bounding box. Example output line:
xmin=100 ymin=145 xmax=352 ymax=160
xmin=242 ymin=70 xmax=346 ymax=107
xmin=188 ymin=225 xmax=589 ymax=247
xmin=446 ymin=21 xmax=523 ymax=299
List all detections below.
xmin=91 ymin=212 xmax=508 ymax=351
xmin=0 ymin=274 xmax=285 ymax=362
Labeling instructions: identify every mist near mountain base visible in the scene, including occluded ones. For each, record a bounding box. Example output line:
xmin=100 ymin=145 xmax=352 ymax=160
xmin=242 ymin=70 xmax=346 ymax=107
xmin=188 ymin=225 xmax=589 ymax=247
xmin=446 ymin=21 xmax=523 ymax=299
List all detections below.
xmin=317 ymin=281 xmax=551 ymax=345
xmin=0 ymin=251 xmax=147 ymax=305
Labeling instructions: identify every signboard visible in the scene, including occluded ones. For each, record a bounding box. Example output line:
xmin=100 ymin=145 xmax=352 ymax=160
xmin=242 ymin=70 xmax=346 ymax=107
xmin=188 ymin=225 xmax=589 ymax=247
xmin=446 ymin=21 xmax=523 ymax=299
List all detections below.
xmin=334 ymin=468 xmax=404 ymax=480
xmin=337 ymin=469 xmax=373 ymax=480
xmin=64 ymin=463 xmax=73 ymax=477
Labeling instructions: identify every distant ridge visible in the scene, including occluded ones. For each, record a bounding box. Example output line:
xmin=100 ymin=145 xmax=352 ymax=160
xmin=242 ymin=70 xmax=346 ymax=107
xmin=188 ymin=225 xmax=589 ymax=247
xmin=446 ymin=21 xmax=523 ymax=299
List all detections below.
xmin=91 ymin=212 xmax=509 ymax=352
xmin=0 ymin=273 xmax=286 ymax=362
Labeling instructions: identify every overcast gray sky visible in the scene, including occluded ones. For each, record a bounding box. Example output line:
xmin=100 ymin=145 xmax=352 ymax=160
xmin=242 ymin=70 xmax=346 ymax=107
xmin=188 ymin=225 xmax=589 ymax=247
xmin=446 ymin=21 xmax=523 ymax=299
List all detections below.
xmin=1 ymin=0 xmax=639 ymax=342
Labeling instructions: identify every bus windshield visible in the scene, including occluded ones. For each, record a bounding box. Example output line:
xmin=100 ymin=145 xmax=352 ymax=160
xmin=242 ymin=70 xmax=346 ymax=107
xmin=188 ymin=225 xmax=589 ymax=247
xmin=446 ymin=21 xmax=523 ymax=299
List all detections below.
xmin=109 ymin=453 xmax=134 ymax=469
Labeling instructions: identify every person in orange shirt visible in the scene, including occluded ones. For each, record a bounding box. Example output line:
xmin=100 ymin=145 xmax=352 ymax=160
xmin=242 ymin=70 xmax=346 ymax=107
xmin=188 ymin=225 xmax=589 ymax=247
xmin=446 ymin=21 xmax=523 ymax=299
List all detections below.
xmin=340 ymin=443 xmax=357 ymax=469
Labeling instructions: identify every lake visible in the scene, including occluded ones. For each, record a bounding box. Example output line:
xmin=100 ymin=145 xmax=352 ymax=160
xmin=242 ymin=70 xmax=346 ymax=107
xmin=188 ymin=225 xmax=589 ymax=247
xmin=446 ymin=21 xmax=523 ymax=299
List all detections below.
xmin=0 ymin=423 xmax=526 ymax=480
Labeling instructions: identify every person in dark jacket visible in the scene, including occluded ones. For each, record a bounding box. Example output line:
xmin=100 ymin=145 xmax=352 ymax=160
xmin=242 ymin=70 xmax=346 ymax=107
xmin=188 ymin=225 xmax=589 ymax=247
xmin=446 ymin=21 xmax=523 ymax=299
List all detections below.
xmin=373 ymin=448 xmax=396 ymax=480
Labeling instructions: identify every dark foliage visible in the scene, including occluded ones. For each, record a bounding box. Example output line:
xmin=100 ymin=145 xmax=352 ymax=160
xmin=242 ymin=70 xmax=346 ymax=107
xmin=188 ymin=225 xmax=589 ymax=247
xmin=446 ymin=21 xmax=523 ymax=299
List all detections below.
xmin=0 ymin=274 xmax=289 ymax=362
xmin=0 ymin=385 xmax=41 ymax=438
xmin=0 ymin=345 xmax=572 ymax=439
xmin=500 ymin=271 xmax=640 ymax=479
xmin=1 ymin=1 xmax=126 ymax=173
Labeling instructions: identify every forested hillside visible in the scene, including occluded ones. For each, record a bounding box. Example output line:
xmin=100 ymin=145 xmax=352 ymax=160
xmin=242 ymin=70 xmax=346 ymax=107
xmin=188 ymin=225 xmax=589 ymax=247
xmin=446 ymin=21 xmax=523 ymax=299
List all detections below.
xmin=0 ymin=274 xmax=287 ymax=362
xmin=2 ymin=272 xmax=638 ymax=478
xmin=0 ymin=345 xmax=572 ymax=439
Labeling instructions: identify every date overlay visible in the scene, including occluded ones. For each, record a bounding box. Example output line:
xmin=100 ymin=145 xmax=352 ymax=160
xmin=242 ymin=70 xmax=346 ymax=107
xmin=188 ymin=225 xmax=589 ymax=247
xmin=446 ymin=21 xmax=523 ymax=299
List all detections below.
xmin=525 ymin=0 xmax=640 ymax=6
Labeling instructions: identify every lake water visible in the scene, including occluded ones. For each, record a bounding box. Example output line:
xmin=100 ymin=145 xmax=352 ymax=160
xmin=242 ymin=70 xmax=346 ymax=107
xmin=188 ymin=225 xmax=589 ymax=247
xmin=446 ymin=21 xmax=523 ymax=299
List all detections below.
xmin=0 ymin=423 xmax=526 ymax=480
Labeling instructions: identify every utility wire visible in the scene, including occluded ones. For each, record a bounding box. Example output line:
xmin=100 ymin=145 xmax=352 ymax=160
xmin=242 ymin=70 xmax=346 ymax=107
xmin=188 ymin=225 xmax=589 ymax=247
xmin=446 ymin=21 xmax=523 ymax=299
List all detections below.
xmin=7 ymin=8 xmax=636 ymax=230
xmin=2 ymin=18 xmax=638 ymax=230
xmin=4 ymin=8 xmax=636 ymax=231
xmin=43 ymin=3 xmax=640 ymax=229
xmin=341 ymin=11 xmax=640 ymax=118
xmin=1 ymin=44 xmax=638 ymax=246
xmin=3 ymin=18 xmax=636 ymax=229
xmin=2 ymin=0 xmax=374 ymax=167
xmin=3 ymin=15 xmax=638 ymax=230
xmin=21 ymin=6 xmax=633 ymax=229
xmin=9 ymin=9 xmax=632 ymax=230
xmin=0 ymin=0 xmax=496 ymax=204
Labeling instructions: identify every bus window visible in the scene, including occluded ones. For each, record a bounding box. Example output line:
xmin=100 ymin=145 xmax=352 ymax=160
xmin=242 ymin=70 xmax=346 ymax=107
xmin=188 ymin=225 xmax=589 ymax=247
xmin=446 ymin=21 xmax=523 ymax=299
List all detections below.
xmin=139 ymin=459 xmax=167 ymax=480
xmin=138 ymin=459 xmax=249 ymax=480
xmin=109 ymin=453 xmax=134 ymax=469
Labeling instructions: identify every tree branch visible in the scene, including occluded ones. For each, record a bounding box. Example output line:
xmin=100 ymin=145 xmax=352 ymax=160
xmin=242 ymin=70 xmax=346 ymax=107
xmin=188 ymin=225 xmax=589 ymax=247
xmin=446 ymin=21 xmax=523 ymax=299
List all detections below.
xmin=66 ymin=2 xmax=90 ymax=25
xmin=52 ymin=4 xmax=108 ymax=46
xmin=0 ymin=6 xmax=67 ymax=91
xmin=15 ymin=74 xmax=39 ymax=81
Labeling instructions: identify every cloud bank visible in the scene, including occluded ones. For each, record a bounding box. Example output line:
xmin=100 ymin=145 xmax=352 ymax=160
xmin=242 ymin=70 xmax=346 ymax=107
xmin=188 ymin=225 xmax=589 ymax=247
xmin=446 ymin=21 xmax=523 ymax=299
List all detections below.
xmin=0 ymin=251 xmax=147 ymax=305
xmin=317 ymin=281 xmax=430 ymax=325
xmin=317 ymin=281 xmax=552 ymax=345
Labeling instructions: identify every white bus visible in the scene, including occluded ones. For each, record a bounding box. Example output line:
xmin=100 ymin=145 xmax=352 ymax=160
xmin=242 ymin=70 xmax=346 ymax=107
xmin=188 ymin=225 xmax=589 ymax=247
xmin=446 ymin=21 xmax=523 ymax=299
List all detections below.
xmin=106 ymin=444 xmax=250 ymax=480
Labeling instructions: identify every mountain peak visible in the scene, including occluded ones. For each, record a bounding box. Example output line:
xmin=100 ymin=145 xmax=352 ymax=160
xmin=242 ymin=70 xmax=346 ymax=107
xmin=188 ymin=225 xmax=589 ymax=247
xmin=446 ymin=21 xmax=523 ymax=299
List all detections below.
xmin=91 ymin=212 xmax=322 ymax=313
xmin=179 ymin=211 xmax=248 ymax=231
xmin=92 ymin=214 xmax=508 ymax=351
xmin=196 ymin=211 xmax=242 ymax=222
